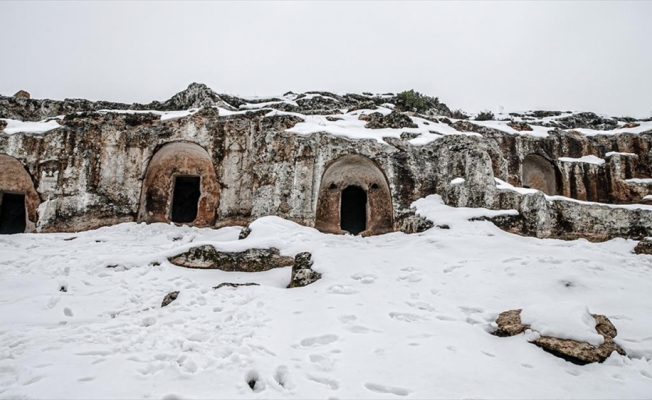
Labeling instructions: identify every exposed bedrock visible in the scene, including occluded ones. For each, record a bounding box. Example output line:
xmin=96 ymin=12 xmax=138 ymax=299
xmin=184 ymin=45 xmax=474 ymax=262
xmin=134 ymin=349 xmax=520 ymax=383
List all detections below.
xmin=2 ymin=92 xmax=652 ymax=241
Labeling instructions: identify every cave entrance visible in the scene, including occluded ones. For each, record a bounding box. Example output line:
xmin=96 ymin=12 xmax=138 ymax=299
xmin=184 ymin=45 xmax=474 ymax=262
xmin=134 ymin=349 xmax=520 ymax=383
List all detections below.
xmin=340 ymin=186 xmax=367 ymax=235
xmin=170 ymin=176 xmax=201 ymax=223
xmin=0 ymin=193 xmax=27 ymax=234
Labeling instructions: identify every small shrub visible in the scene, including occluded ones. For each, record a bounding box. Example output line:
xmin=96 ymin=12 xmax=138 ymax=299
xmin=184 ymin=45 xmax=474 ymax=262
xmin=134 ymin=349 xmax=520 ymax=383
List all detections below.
xmin=475 ymin=110 xmax=495 ymax=121
xmin=451 ymin=109 xmax=470 ymax=120
xmin=396 ymin=90 xmax=429 ymax=113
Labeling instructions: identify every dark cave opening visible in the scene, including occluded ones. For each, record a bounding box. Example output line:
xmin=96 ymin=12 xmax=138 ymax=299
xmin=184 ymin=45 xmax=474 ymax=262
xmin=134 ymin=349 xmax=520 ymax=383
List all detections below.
xmin=340 ymin=186 xmax=367 ymax=235
xmin=171 ymin=176 xmax=201 ymax=223
xmin=0 ymin=193 xmax=26 ymax=234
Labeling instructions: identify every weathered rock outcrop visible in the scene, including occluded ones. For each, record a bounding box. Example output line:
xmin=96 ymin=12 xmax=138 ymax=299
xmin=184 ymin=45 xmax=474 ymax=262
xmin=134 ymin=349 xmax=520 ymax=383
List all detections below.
xmin=492 ymin=309 xmax=626 ymax=364
xmin=2 ymin=83 xmax=652 ymax=242
xmin=168 ymin=245 xmax=294 ymax=271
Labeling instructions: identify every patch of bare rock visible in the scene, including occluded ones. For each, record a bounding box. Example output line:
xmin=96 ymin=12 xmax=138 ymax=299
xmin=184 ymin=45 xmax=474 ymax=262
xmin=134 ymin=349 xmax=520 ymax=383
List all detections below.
xmin=364 ymin=111 xmax=418 ymax=129
xmin=492 ymin=309 xmax=626 ymax=365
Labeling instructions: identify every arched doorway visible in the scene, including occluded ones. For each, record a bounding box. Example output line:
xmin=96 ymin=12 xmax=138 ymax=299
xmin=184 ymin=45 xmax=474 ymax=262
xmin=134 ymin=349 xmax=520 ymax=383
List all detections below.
xmin=340 ymin=186 xmax=367 ymax=235
xmin=315 ymin=154 xmax=393 ymax=236
xmin=137 ymin=142 xmax=220 ymax=226
xmin=0 ymin=154 xmax=40 ymax=234
xmin=522 ymin=154 xmax=559 ymax=195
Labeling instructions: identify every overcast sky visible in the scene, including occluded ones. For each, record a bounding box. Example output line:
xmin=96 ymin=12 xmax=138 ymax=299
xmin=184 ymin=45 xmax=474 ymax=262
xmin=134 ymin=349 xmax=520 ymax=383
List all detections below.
xmin=1 ymin=1 xmax=650 ymax=117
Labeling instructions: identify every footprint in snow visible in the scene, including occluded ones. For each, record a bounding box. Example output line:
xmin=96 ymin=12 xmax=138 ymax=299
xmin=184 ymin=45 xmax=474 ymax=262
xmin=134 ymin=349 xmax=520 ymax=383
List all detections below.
xmin=351 ymin=273 xmax=376 ymax=284
xmin=327 ymin=285 xmax=359 ymax=295
xmin=306 ymin=374 xmax=339 ymax=390
xmin=274 ymin=366 xmax=294 ymax=389
xmin=364 ymin=383 xmax=410 ymax=397
xmin=388 ymin=312 xmax=425 ymax=322
xmin=245 ymin=370 xmax=265 ymax=392
xmin=300 ymin=334 xmax=338 ymax=347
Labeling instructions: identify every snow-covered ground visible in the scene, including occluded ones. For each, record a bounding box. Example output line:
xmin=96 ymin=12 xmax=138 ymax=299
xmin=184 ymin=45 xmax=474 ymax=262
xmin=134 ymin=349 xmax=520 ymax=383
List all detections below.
xmin=1 ymin=196 xmax=652 ymax=399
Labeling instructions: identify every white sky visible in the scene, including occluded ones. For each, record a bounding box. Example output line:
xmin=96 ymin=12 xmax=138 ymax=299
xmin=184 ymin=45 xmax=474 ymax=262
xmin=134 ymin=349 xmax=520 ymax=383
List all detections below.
xmin=1 ymin=1 xmax=650 ymax=117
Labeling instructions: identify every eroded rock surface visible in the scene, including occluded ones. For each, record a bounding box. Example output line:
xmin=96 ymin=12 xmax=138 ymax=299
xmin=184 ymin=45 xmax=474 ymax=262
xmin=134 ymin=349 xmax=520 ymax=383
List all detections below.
xmin=168 ymin=245 xmax=294 ymax=272
xmin=492 ymin=309 xmax=626 ymax=364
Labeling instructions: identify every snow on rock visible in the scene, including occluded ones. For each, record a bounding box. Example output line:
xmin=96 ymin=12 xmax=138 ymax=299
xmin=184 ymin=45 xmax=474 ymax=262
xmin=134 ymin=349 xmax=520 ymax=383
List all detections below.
xmin=450 ymin=177 xmax=465 ymax=185
xmin=558 ymin=155 xmax=606 ymax=165
xmin=520 ymin=302 xmax=604 ymax=347
xmin=1 ymin=118 xmax=61 ymax=135
xmin=626 ymin=178 xmax=652 ymax=184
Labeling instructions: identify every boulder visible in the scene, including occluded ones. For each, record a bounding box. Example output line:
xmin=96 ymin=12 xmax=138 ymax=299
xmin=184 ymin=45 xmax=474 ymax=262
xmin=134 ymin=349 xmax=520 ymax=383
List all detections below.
xmin=634 ymin=238 xmax=652 ymax=255
xmin=492 ymin=309 xmax=626 ymax=364
xmin=168 ymin=245 xmax=294 ymax=272
xmin=365 ymin=111 xmax=418 ymax=129
xmin=288 ymin=252 xmax=321 ymax=288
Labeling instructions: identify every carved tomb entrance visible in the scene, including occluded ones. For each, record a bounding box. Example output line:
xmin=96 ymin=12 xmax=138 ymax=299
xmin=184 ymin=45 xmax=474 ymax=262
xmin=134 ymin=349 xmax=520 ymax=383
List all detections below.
xmin=316 ymin=154 xmax=393 ymax=236
xmin=138 ymin=142 xmax=220 ymax=227
xmin=0 ymin=193 xmax=27 ymax=234
xmin=0 ymin=154 xmax=39 ymax=234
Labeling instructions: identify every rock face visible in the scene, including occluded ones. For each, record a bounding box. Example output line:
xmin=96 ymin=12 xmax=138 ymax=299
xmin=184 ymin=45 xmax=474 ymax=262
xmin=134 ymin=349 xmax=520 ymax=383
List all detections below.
xmin=492 ymin=309 xmax=626 ymax=364
xmin=168 ymin=245 xmax=294 ymax=271
xmin=2 ymin=83 xmax=652 ymax=242
xmin=289 ymin=252 xmax=321 ymax=288
xmin=634 ymin=238 xmax=652 ymax=255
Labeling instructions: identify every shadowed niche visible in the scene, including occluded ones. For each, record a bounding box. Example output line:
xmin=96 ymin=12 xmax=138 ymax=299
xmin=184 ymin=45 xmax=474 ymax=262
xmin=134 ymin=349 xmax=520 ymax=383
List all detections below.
xmin=0 ymin=193 xmax=26 ymax=234
xmin=341 ymin=186 xmax=367 ymax=235
xmin=522 ymin=154 xmax=559 ymax=195
xmin=315 ymin=154 xmax=393 ymax=236
xmin=171 ymin=176 xmax=201 ymax=223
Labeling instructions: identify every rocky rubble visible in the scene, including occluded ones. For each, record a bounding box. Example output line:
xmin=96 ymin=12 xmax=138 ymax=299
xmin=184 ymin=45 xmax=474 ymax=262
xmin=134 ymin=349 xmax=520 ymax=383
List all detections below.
xmin=492 ymin=309 xmax=626 ymax=364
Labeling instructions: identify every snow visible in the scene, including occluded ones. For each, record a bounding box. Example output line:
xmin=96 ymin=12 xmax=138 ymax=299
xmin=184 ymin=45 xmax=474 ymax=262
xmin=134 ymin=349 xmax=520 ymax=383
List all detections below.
xmin=1 ymin=198 xmax=652 ymax=398
xmin=574 ymin=121 xmax=652 ymax=136
xmin=559 ymin=155 xmax=606 ymax=165
xmin=606 ymin=151 xmax=637 ymax=157
xmin=494 ymin=178 xmax=539 ymax=195
xmin=626 ymin=178 xmax=652 ymax=185
xmin=285 ymin=109 xmax=480 ymax=146
xmin=471 ymin=120 xmax=552 ymax=138
xmin=1 ymin=118 xmax=61 ymax=135
xmin=160 ymin=109 xmax=199 ymax=121
xmin=450 ymin=177 xmax=465 ymax=185
xmin=520 ymin=302 xmax=604 ymax=347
